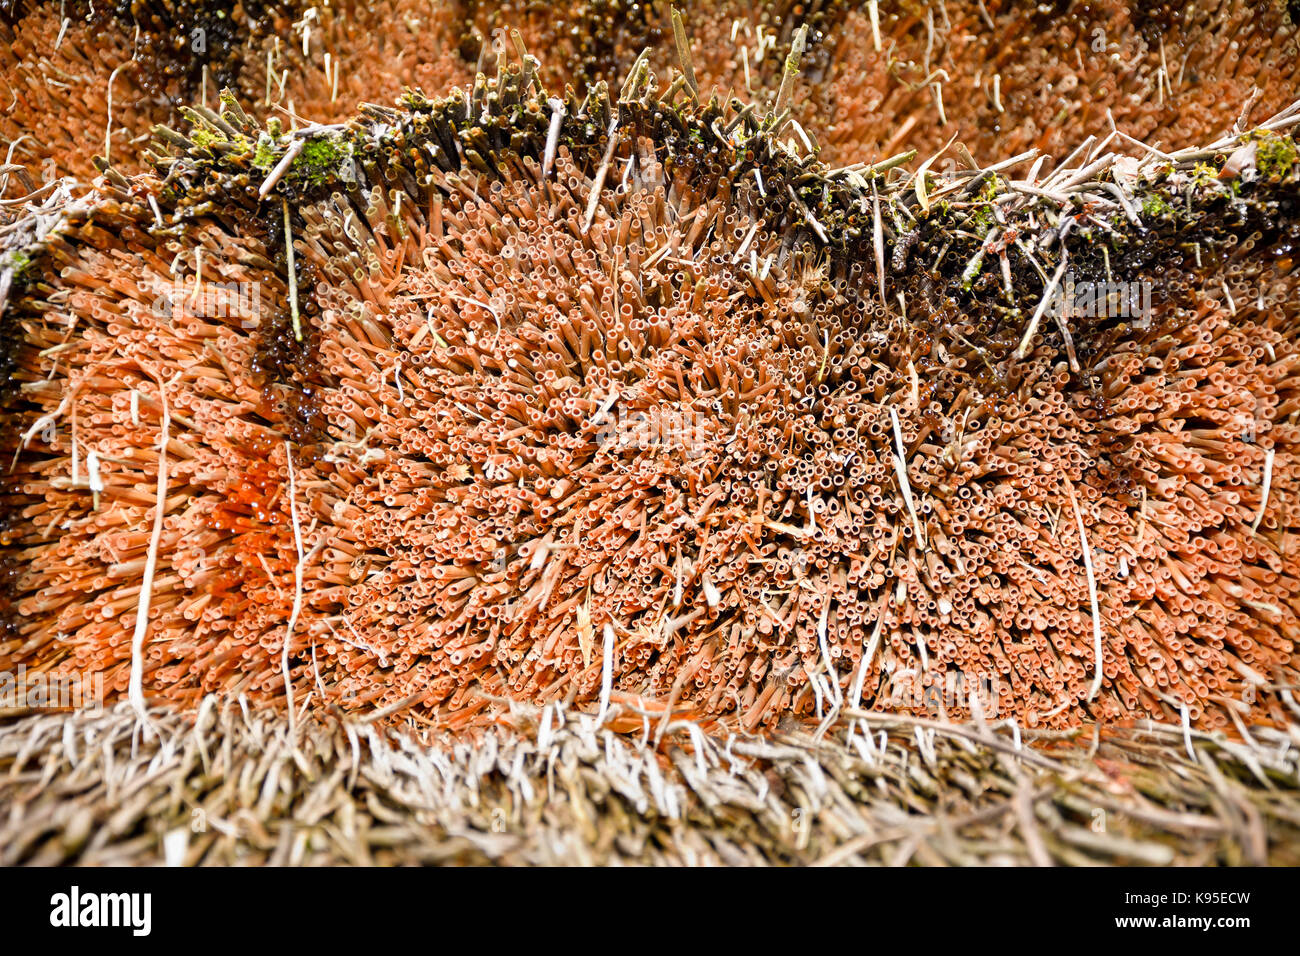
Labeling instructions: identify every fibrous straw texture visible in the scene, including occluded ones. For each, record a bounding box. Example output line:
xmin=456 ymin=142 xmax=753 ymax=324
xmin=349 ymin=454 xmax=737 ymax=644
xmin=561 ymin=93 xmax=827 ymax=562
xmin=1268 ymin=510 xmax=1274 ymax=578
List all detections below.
xmin=2 ymin=700 xmax=1297 ymax=865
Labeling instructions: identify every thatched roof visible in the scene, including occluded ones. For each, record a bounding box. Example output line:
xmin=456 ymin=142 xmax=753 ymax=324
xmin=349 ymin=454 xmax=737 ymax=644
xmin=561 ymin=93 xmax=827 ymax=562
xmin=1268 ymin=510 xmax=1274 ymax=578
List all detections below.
xmin=3 ymin=4 xmax=1300 ymax=868
xmin=2 ymin=702 xmax=1297 ymax=865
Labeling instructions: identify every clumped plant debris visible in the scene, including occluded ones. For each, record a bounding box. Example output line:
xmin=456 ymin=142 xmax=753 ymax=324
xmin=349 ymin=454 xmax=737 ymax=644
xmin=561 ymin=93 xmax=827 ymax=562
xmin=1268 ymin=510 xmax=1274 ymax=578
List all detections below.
xmin=1 ymin=1 xmax=1299 ymax=867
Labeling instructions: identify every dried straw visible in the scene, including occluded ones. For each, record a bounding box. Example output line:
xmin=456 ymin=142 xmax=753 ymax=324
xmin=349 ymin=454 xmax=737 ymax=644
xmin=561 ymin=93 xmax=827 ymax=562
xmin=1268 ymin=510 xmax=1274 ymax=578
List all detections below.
xmin=0 ymin=701 xmax=1296 ymax=866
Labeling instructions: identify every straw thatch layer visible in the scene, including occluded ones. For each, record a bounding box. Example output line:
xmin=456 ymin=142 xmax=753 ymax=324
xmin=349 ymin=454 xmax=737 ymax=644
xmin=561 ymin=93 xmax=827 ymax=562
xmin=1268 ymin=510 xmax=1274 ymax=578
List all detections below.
xmin=1 ymin=702 xmax=1297 ymax=865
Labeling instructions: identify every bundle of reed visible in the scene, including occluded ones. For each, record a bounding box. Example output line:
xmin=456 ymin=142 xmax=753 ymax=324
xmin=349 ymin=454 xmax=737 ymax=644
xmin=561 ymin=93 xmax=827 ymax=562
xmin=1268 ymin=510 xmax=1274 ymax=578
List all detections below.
xmin=1 ymin=699 xmax=1297 ymax=865
xmin=3 ymin=35 xmax=1299 ymax=737
xmin=241 ymin=0 xmax=1300 ymax=178
xmin=780 ymin=0 xmax=1300 ymax=169
xmin=0 ymin=0 xmax=697 ymax=184
xmin=0 ymin=1 xmax=296 ymax=183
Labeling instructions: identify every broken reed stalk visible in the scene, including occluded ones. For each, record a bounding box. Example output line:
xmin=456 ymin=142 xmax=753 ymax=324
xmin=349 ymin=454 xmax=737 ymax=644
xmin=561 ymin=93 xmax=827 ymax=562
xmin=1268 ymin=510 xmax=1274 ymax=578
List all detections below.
xmin=1067 ymin=483 xmax=1103 ymax=703
xmin=283 ymin=198 xmax=302 ymax=341
xmin=772 ymin=24 xmax=808 ymax=133
xmin=126 ymin=371 xmax=169 ymax=734
xmin=670 ymin=6 xmax=699 ymax=101
xmin=282 ymin=440 xmax=304 ymax=734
